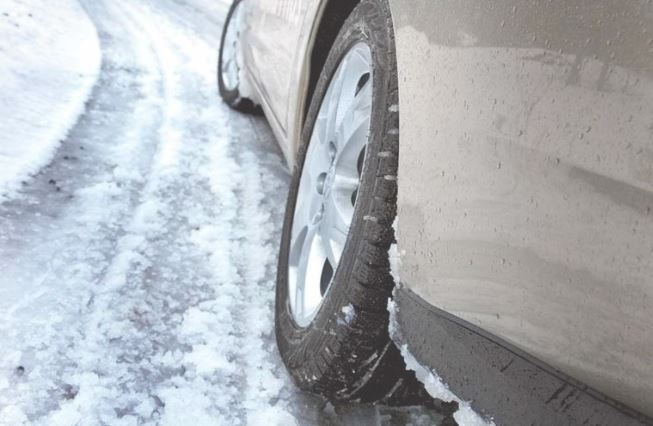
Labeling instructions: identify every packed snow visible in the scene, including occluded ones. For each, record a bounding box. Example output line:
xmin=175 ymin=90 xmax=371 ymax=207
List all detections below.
xmin=0 ymin=0 xmax=441 ymax=425
xmin=0 ymin=0 xmax=101 ymax=200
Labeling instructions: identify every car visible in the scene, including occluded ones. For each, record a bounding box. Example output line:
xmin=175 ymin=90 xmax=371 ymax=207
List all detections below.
xmin=217 ymin=0 xmax=653 ymax=424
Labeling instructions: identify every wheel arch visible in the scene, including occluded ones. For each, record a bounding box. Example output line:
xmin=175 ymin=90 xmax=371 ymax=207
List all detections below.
xmin=285 ymin=0 xmax=362 ymax=167
xmin=302 ymin=0 xmax=360 ymax=125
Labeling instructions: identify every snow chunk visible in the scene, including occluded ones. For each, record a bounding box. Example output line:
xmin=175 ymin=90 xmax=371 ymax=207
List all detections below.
xmin=0 ymin=405 xmax=28 ymax=426
xmin=389 ymin=217 xmax=405 ymax=287
xmin=183 ymin=344 xmax=235 ymax=377
xmin=0 ymin=0 xmax=101 ymax=199
xmin=157 ymin=386 xmax=217 ymax=426
xmin=339 ymin=304 xmax=356 ymax=325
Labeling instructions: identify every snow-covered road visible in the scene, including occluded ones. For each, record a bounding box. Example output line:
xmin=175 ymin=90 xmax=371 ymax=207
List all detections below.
xmin=0 ymin=1 xmax=442 ymax=424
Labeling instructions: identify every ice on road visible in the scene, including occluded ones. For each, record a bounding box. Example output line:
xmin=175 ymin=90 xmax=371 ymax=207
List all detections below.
xmin=0 ymin=1 xmax=441 ymax=425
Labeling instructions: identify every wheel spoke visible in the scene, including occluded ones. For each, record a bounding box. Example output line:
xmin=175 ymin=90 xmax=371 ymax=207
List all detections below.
xmin=347 ymin=77 xmax=373 ymax=120
xmin=330 ymin=51 xmax=372 ymax=135
xmin=305 ymin=134 xmax=332 ymax=176
xmin=336 ymin=114 xmax=370 ymax=179
xmin=290 ymin=196 xmax=311 ymax=240
xmin=324 ymin=61 xmax=347 ymax=140
xmin=291 ymin=224 xmax=326 ymax=321
xmin=323 ymin=193 xmax=352 ymax=241
xmin=313 ymin=114 xmax=328 ymax=148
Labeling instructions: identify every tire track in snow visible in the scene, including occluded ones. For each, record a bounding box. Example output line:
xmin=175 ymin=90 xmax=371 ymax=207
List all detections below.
xmin=37 ymin=1 xmax=298 ymax=424
xmin=116 ymin=2 xmax=298 ymax=423
xmin=0 ymin=0 xmax=165 ymax=421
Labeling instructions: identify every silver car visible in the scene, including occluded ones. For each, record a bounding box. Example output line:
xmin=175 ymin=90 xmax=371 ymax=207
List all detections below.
xmin=217 ymin=0 xmax=653 ymax=424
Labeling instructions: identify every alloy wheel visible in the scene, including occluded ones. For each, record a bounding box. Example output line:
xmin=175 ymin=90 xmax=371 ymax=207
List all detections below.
xmin=288 ymin=43 xmax=373 ymax=327
xmin=220 ymin=1 xmax=242 ymax=91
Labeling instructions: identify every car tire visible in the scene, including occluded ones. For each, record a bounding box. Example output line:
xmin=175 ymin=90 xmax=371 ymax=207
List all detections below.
xmin=275 ymin=0 xmax=439 ymax=407
xmin=217 ymin=0 xmax=258 ymax=113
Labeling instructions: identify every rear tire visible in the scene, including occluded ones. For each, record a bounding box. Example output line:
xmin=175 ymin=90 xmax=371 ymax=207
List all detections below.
xmin=275 ymin=0 xmax=432 ymax=406
xmin=217 ymin=0 xmax=258 ymax=113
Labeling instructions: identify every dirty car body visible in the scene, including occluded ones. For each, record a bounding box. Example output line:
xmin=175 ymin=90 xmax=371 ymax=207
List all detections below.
xmin=233 ymin=0 xmax=653 ymax=423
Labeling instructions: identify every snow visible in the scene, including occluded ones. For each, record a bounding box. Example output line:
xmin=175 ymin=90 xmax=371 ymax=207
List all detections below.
xmin=388 ymin=222 xmax=494 ymax=426
xmin=339 ymin=304 xmax=356 ymax=325
xmin=0 ymin=0 xmax=296 ymax=423
xmin=387 ymin=299 xmax=494 ymax=426
xmin=0 ymin=0 xmax=101 ymax=200
xmin=0 ymin=0 xmax=446 ymax=424
xmin=389 ymin=219 xmax=403 ymax=286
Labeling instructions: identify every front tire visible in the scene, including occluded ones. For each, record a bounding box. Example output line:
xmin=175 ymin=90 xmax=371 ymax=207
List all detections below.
xmin=217 ymin=0 xmax=257 ymax=113
xmin=275 ymin=0 xmax=430 ymax=406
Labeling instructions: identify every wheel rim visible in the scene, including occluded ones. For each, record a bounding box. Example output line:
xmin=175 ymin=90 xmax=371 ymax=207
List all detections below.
xmin=288 ymin=42 xmax=373 ymax=327
xmin=221 ymin=2 xmax=242 ymax=91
